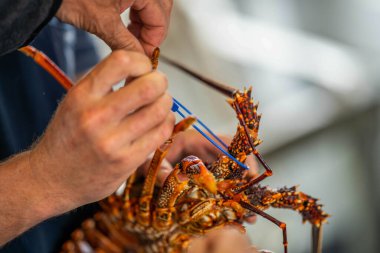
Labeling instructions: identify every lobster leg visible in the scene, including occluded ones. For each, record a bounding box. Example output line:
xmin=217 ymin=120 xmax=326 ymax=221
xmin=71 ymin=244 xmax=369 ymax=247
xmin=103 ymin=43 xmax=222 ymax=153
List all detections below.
xmin=123 ymin=172 xmax=137 ymax=203
xmin=245 ymin=185 xmax=329 ymax=253
xmin=247 ymin=185 xmax=329 ymax=227
xmin=230 ymin=169 xmax=271 ymax=194
xmin=136 ymin=117 xmax=197 ymax=227
xmin=70 ymin=229 xmax=96 ymax=253
xmin=122 ymin=172 xmax=137 ymax=223
xmin=94 ymin=212 xmax=140 ymax=251
xmin=61 ymin=240 xmax=80 ymax=253
xmin=81 ymin=219 xmax=123 ymax=253
xmin=168 ymin=233 xmax=191 ymax=253
xmin=240 ymin=201 xmax=288 ymax=253
xmin=18 ymin=46 xmax=73 ymax=90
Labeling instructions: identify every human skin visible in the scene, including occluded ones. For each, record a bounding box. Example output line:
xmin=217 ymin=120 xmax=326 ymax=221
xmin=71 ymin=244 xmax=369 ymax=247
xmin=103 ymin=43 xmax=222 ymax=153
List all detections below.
xmin=0 ymin=0 xmax=262 ymax=247
xmin=56 ymin=0 xmax=173 ymax=56
xmin=188 ymin=227 xmax=261 ymax=253
xmin=0 ymin=0 xmax=175 ymax=245
xmin=0 ymin=53 xmax=256 ymax=246
xmin=0 ymin=50 xmax=174 ymax=245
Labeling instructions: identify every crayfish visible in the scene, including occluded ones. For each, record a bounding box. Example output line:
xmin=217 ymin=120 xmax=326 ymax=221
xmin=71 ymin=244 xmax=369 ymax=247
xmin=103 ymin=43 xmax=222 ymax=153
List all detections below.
xmin=19 ymin=46 xmax=329 ymax=253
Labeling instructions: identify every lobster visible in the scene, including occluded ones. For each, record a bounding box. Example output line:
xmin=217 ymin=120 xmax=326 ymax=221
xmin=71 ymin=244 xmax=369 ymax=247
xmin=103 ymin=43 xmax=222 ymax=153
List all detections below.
xmin=19 ymin=46 xmax=329 ymax=253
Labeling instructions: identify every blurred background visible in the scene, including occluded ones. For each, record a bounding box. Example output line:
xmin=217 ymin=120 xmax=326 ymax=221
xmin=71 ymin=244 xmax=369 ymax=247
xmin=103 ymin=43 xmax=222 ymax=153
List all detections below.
xmin=95 ymin=0 xmax=380 ymax=252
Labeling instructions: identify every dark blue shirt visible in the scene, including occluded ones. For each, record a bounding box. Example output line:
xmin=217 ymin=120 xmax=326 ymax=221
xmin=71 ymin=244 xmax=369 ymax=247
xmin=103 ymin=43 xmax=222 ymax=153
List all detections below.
xmin=0 ymin=19 xmax=99 ymax=253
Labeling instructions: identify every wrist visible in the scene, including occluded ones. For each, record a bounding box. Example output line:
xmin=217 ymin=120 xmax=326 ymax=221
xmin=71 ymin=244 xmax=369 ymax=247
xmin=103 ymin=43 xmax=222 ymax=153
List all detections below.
xmin=0 ymin=151 xmax=62 ymax=244
xmin=28 ymin=143 xmax=77 ymax=218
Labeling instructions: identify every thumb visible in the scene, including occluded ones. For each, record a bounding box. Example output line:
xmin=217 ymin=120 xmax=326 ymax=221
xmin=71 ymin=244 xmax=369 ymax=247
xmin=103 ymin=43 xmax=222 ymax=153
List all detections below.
xmin=101 ymin=21 xmax=145 ymax=53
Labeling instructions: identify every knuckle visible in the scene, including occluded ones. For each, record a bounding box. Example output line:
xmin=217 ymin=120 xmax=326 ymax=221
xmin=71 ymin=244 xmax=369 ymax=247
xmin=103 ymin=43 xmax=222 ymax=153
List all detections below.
xmin=108 ymin=102 xmax=124 ymax=116
xmin=111 ymin=50 xmax=131 ymax=66
xmin=115 ymin=50 xmax=152 ymax=73
xmin=130 ymin=51 xmax=152 ymax=67
xmin=137 ymin=81 xmax=157 ymax=101
xmin=137 ymin=73 xmax=168 ymax=101
xmin=95 ymin=137 xmax=117 ymax=161
xmin=77 ymin=108 xmax=106 ymax=137
xmin=136 ymin=88 xmax=151 ymax=102
xmin=153 ymin=71 xmax=169 ymax=90
xmin=77 ymin=111 xmax=95 ymax=136
xmin=118 ymin=155 xmax=132 ymax=168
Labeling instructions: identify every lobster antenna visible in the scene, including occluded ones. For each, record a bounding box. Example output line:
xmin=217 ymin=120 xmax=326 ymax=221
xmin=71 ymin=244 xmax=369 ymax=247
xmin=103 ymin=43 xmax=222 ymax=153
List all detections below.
xmin=160 ymin=55 xmax=237 ymax=97
xmin=19 ymin=46 xmax=73 ymax=90
xmin=312 ymin=225 xmax=323 ymax=253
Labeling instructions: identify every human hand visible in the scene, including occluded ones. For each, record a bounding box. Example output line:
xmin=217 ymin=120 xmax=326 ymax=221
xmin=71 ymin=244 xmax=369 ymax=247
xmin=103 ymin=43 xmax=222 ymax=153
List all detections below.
xmin=56 ymin=0 xmax=173 ymax=56
xmin=29 ymin=50 xmax=175 ymax=215
xmin=165 ymin=130 xmax=231 ymax=165
xmin=188 ymin=227 xmax=260 ymax=253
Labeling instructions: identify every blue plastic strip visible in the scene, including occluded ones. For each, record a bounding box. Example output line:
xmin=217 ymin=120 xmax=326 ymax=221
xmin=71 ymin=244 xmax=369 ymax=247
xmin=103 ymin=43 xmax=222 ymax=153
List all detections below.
xmin=173 ymin=98 xmax=229 ymax=149
xmin=172 ymin=99 xmax=249 ymax=170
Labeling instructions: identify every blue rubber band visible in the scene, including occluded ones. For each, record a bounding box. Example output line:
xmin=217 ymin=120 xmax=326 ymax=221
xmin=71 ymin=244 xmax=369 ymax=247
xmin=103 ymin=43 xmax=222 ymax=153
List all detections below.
xmin=172 ymin=99 xmax=249 ymax=170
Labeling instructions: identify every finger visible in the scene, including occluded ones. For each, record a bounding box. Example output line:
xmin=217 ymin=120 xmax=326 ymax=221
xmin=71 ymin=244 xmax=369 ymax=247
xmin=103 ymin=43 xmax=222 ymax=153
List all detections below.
xmin=139 ymin=26 xmax=167 ymax=57
xmin=98 ymin=71 xmax=169 ymax=121
xmin=80 ymin=50 xmax=151 ymax=96
xmin=128 ymin=22 xmax=142 ymax=40
xmin=162 ymin=0 xmax=174 ymax=14
xmin=100 ymin=18 xmax=145 ymax=52
xmin=120 ymin=0 xmax=135 ymax=12
xmin=188 ymin=236 xmax=207 ymax=253
xmin=105 ymin=93 xmax=173 ymax=146
xmin=207 ymin=227 xmax=252 ymax=253
xmin=117 ymin=113 xmax=176 ymax=168
xmin=130 ymin=1 xmax=170 ymax=56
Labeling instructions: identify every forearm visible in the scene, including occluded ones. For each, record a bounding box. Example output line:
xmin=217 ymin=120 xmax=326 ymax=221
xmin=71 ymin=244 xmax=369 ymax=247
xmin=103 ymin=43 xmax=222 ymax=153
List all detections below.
xmin=0 ymin=0 xmax=62 ymax=56
xmin=0 ymin=151 xmax=58 ymax=245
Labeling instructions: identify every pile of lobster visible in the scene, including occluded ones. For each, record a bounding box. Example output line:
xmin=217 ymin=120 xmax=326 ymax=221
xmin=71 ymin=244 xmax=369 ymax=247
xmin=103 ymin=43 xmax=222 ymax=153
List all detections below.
xmin=19 ymin=46 xmax=329 ymax=253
